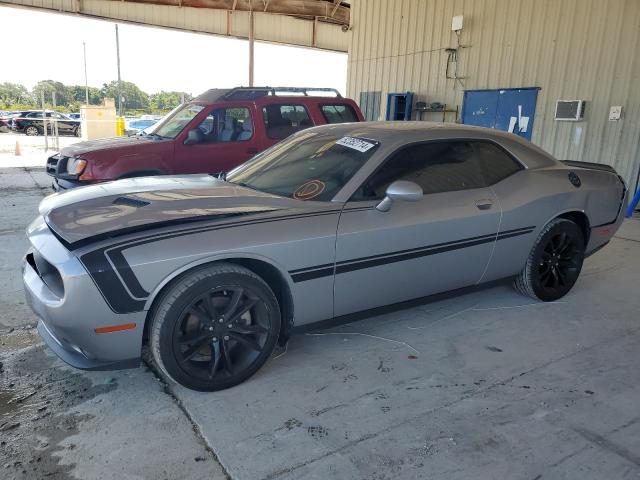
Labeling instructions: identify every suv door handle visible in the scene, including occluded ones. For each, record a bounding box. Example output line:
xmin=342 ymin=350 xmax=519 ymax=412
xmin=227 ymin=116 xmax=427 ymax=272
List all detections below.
xmin=475 ymin=199 xmax=493 ymax=210
xmin=247 ymin=148 xmax=259 ymax=155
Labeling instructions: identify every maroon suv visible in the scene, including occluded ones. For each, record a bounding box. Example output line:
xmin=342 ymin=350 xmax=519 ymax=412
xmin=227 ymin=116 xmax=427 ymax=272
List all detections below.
xmin=46 ymin=87 xmax=364 ymax=190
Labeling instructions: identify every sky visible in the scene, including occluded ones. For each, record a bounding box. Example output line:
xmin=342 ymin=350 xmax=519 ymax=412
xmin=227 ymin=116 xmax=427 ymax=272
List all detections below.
xmin=0 ymin=6 xmax=348 ymax=95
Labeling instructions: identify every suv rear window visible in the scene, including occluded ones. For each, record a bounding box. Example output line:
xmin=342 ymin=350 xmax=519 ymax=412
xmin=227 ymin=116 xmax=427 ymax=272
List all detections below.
xmin=262 ymin=104 xmax=312 ymax=140
xmin=320 ymin=104 xmax=358 ymax=123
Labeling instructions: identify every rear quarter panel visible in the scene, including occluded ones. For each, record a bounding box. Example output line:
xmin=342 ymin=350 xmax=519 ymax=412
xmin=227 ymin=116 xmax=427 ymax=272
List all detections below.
xmin=483 ymin=165 xmax=624 ymax=282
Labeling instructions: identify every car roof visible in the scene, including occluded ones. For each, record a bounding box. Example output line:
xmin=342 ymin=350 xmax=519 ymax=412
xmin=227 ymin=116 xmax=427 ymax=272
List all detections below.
xmin=194 ymin=87 xmax=346 ymax=105
xmin=303 ymin=121 xmax=558 ymax=169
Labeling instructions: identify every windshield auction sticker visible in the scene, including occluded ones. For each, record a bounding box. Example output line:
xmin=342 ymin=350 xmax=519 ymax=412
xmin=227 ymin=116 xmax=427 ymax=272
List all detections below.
xmin=335 ymin=136 xmax=376 ymax=153
xmin=294 ymin=180 xmax=326 ymax=200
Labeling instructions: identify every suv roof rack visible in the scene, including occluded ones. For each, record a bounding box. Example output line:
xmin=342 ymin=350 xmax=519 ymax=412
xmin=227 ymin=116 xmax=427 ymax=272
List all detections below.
xmin=222 ymin=86 xmax=342 ymax=101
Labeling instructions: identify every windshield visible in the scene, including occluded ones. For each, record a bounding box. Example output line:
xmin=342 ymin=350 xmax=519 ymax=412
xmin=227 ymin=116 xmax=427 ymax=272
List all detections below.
xmin=226 ymin=130 xmax=379 ymax=201
xmin=149 ymin=103 xmax=204 ymax=139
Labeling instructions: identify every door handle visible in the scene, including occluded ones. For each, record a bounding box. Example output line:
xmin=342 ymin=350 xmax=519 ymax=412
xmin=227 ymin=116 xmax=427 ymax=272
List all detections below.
xmin=246 ymin=148 xmax=259 ymax=155
xmin=475 ymin=199 xmax=493 ymax=210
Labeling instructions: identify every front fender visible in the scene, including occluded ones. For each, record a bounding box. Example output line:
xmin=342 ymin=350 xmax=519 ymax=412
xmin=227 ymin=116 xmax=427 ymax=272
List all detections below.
xmin=142 ymin=251 xmax=295 ymax=312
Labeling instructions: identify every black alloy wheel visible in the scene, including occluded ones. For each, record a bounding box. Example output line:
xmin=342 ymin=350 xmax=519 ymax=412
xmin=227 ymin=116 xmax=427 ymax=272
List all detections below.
xmin=514 ymin=218 xmax=585 ymax=301
xmin=537 ymin=231 xmax=580 ymax=295
xmin=174 ymin=286 xmax=270 ymax=381
xmin=150 ymin=264 xmax=280 ymax=391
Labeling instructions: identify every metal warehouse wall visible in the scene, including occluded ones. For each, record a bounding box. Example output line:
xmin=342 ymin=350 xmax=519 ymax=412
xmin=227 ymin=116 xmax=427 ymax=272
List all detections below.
xmin=347 ymin=0 xmax=640 ymax=187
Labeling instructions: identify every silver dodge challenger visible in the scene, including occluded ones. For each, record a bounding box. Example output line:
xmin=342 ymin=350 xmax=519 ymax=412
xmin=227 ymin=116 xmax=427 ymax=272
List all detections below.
xmin=23 ymin=122 xmax=627 ymax=391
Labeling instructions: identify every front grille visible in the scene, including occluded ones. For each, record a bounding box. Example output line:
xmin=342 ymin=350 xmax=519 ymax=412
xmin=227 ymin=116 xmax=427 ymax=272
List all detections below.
xmin=46 ymin=154 xmax=69 ymax=177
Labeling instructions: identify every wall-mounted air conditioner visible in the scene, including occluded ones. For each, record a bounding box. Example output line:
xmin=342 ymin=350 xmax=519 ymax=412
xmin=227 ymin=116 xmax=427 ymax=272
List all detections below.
xmin=555 ymin=100 xmax=586 ymax=121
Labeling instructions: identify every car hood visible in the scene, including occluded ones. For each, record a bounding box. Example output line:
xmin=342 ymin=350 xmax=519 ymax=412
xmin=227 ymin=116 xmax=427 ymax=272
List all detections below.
xmin=39 ymin=175 xmax=318 ymax=247
xmin=59 ymin=135 xmax=163 ymax=157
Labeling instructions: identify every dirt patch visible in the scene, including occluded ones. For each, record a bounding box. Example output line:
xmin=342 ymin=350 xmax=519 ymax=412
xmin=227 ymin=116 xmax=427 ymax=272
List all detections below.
xmin=0 ymin=328 xmax=38 ymax=350
xmin=0 ymin=330 xmax=117 ymax=479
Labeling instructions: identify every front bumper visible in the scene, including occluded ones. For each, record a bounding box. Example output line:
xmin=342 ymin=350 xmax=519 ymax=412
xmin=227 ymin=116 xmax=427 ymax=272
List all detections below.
xmin=51 ymin=177 xmax=85 ymax=191
xmin=23 ymin=217 xmax=145 ymax=370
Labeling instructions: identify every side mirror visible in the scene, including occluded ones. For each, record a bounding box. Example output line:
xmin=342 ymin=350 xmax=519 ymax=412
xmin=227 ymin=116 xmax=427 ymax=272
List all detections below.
xmin=183 ymin=128 xmax=202 ymax=145
xmin=376 ymin=180 xmax=423 ymax=212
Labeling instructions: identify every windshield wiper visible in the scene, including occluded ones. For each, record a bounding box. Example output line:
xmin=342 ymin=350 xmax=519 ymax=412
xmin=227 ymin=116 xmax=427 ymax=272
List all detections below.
xmin=143 ymin=132 xmax=167 ymax=139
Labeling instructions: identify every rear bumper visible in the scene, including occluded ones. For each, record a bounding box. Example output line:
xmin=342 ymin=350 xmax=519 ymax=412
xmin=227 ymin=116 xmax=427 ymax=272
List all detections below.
xmin=23 ymin=217 xmax=145 ymax=370
xmin=586 ymin=185 xmax=628 ymax=255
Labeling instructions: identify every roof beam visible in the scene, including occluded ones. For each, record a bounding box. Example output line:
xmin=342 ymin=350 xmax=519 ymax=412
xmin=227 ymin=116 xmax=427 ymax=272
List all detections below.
xmin=105 ymin=0 xmax=350 ymax=25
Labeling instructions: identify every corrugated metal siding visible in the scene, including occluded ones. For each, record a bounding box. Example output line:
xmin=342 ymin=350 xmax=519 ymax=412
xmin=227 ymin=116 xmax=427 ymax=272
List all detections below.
xmin=347 ymin=0 xmax=640 ymax=187
xmin=0 ymin=0 xmax=350 ymax=52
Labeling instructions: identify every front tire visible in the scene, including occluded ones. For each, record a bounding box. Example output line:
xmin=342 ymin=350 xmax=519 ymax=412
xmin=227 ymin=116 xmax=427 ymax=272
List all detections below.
xmin=25 ymin=125 xmax=40 ymax=136
xmin=514 ymin=218 xmax=585 ymax=301
xmin=150 ymin=263 xmax=281 ymax=391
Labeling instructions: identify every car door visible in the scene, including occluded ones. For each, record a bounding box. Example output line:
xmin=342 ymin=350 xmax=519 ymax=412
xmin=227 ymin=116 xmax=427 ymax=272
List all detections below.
xmin=334 ymin=140 xmax=502 ymax=317
xmin=50 ymin=113 xmax=73 ymax=135
xmin=471 ymin=141 xmax=543 ymax=282
xmin=175 ymin=104 xmax=262 ymax=174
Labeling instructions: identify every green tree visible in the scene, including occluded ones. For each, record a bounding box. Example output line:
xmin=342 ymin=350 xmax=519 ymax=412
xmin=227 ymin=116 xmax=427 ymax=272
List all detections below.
xmin=101 ymin=80 xmax=149 ymax=111
xmin=149 ymin=91 xmax=192 ymax=111
xmin=69 ymin=85 xmax=103 ymax=105
xmin=32 ymin=80 xmax=72 ymax=107
xmin=0 ymin=82 xmax=34 ymax=108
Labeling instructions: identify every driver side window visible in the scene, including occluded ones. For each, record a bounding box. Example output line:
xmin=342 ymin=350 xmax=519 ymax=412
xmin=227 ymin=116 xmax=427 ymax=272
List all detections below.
xmin=352 ymin=141 xmax=486 ymax=201
xmin=193 ymin=107 xmax=253 ymax=144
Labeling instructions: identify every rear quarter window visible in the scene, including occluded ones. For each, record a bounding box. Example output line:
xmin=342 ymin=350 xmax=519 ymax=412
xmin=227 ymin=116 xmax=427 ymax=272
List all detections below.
xmin=320 ymin=104 xmax=359 ymax=123
xmin=472 ymin=142 xmax=523 ymax=185
xmin=262 ymin=104 xmax=312 ymax=140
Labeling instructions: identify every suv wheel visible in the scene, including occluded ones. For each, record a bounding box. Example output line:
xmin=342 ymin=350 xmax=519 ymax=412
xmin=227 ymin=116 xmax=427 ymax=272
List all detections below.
xmin=150 ymin=263 xmax=281 ymax=391
xmin=25 ymin=126 xmax=39 ymax=136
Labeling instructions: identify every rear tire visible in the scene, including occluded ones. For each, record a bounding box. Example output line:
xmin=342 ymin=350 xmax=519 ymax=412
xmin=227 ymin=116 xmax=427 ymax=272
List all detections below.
xmin=25 ymin=125 xmax=40 ymax=136
xmin=514 ymin=218 xmax=585 ymax=301
xmin=150 ymin=263 xmax=281 ymax=391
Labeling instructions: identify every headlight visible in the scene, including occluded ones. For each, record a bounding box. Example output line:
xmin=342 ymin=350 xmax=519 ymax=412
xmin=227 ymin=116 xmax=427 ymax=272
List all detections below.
xmin=67 ymin=158 xmax=87 ymax=175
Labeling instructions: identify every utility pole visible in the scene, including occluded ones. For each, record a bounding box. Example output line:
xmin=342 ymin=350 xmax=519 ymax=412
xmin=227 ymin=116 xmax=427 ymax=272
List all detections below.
xmin=115 ymin=24 xmax=122 ymax=116
xmin=83 ymin=42 xmax=89 ymax=104
xmin=248 ymin=9 xmax=254 ymax=87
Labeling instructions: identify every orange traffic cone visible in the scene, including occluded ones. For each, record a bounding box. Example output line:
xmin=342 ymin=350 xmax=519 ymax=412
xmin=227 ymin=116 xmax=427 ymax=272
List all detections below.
xmin=15 ymin=140 xmax=21 ymax=156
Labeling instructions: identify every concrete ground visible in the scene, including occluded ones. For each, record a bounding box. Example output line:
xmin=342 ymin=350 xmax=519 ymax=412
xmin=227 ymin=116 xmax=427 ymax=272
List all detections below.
xmin=1 ymin=147 xmax=639 ymax=479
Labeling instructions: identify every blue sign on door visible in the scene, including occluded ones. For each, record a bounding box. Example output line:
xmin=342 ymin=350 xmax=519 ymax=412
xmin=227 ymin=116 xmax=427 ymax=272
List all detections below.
xmin=461 ymin=87 xmax=540 ymax=141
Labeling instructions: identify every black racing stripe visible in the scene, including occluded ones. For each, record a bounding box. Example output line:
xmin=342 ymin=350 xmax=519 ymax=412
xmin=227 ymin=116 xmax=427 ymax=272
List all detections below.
xmin=79 ymin=208 xmax=343 ymax=314
xmin=290 ymin=266 xmax=335 ymax=283
xmin=79 ymin=249 xmax=146 ymax=314
xmin=334 ymin=235 xmax=497 ymax=276
xmin=290 ymin=226 xmax=536 ymax=283
xmin=71 ymin=208 xmax=342 ymax=252
xmin=107 ymin=249 xmax=150 ymax=298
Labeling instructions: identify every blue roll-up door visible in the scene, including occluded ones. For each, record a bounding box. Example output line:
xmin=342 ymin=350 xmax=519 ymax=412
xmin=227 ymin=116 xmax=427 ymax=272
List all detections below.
xmin=462 ymin=87 xmax=539 ymax=141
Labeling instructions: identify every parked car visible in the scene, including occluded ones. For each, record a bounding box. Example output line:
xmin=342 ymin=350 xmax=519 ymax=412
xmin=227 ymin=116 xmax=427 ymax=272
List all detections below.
xmin=67 ymin=113 xmax=81 ymax=120
xmin=12 ymin=111 xmax=81 ymax=137
xmin=0 ymin=111 xmax=30 ymax=133
xmin=125 ymin=118 xmax=158 ymax=136
xmin=45 ymin=86 xmax=363 ymax=190
xmin=24 ymin=122 xmax=626 ymax=391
